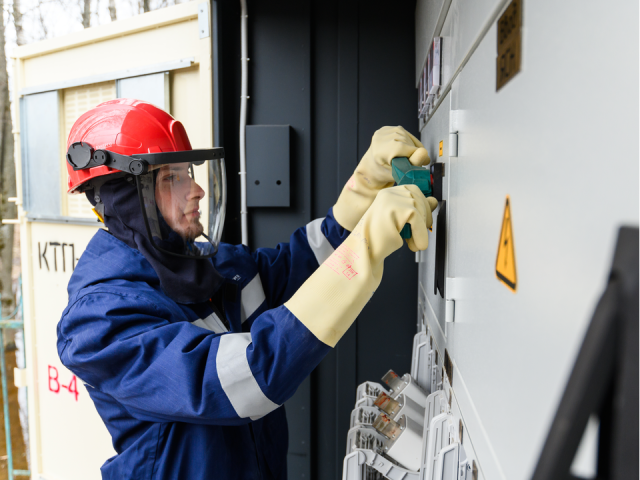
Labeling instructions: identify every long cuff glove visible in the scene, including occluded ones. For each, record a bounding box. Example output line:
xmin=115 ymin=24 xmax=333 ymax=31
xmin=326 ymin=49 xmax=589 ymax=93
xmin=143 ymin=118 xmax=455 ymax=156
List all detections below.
xmin=286 ymin=186 xmax=439 ymax=347
xmin=333 ymin=126 xmax=431 ymax=232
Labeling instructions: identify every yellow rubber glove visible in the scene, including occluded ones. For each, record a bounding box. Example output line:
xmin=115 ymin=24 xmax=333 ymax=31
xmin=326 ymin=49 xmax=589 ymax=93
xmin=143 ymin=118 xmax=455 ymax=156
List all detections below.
xmin=333 ymin=126 xmax=431 ymax=231
xmin=286 ymin=186 xmax=438 ymax=347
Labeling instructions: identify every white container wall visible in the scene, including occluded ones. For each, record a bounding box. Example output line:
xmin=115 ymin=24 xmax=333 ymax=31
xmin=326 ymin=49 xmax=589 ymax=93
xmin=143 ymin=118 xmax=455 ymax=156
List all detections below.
xmin=12 ymin=3 xmax=216 ymax=477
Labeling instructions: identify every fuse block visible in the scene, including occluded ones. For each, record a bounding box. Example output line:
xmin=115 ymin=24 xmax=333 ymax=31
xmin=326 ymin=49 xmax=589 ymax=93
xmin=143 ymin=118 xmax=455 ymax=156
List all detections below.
xmin=355 ymin=381 xmax=389 ymax=408
xmin=372 ymin=413 xmax=424 ymax=471
xmin=342 ymin=323 xmax=480 ymax=480
xmin=381 ymin=370 xmax=428 ymax=407
xmin=374 ymin=392 xmax=426 ymax=426
xmin=350 ymin=406 xmax=382 ymax=429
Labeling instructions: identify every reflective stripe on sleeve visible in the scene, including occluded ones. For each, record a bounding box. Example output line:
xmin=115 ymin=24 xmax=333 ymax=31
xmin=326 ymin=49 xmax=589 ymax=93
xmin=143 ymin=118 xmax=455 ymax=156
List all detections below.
xmin=241 ymin=274 xmax=266 ymax=323
xmin=306 ymin=217 xmax=335 ymax=265
xmin=192 ymin=312 xmax=228 ymax=334
xmin=216 ymin=333 xmax=280 ymax=420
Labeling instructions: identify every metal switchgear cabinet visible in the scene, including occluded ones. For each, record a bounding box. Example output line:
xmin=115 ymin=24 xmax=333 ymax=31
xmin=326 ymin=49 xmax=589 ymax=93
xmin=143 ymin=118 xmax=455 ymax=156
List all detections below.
xmin=341 ymin=0 xmax=638 ymax=479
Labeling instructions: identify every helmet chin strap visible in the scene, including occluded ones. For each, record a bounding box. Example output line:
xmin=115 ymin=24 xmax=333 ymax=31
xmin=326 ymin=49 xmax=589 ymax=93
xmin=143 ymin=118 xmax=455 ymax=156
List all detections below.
xmin=91 ymin=181 xmax=106 ymax=223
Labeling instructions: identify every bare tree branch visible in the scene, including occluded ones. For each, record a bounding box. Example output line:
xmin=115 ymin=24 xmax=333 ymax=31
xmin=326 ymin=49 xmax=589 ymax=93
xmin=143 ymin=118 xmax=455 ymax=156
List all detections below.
xmin=81 ymin=0 xmax=90 ymax=28
xmin=108 ymin=0 xmax=116 ymax=21
xmin=0 ymin=0 xmax=17 ymax=320
xmin=37 ymin=3 xmax=48 ymax=38
xmin=13 ymin=0 xmax=25 ymax=46
xmin=0 ymin=100 xmax=16 ymax=321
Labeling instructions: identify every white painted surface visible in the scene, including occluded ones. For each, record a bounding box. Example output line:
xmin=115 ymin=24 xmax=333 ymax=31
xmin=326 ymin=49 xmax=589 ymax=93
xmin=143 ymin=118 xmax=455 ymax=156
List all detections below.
xmin=30 ymin=223 xmax=110 ymax=480
xmin=416 ymin=1 xmax=638 ymax=480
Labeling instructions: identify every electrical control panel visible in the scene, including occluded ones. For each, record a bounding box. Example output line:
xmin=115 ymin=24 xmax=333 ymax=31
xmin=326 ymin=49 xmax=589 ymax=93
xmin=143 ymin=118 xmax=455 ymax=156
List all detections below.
xmin=343 ymin=0 xmax=637 ymax=479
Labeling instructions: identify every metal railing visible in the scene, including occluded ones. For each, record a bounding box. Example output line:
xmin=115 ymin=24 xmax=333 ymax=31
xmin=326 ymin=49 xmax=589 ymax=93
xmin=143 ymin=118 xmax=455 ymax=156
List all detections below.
xmin=0 ymin=278 xmax=30 ymax=479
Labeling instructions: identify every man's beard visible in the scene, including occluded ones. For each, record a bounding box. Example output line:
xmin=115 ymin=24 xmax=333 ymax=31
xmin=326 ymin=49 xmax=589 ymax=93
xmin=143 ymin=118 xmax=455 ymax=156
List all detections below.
xmin=183 ymin=220 xmax=205 ymax=241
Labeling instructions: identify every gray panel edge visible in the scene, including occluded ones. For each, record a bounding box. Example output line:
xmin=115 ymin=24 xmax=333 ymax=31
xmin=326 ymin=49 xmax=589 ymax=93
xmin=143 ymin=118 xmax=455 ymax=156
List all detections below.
xmin=20 ymin=57 xmax=195 ymax=96
xmin=26 ymin=215 xmax=102 ymax=226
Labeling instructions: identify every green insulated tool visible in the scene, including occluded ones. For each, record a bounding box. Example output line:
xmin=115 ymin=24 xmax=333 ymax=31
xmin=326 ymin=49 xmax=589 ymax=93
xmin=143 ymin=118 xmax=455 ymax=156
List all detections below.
xmin=391 ymin=157 xmax=434 ymax=239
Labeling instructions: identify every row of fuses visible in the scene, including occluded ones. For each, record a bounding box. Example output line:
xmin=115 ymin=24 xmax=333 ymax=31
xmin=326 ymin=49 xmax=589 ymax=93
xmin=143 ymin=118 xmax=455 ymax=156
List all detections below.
xmin=342 ymin=323 xmax=479 ymax=480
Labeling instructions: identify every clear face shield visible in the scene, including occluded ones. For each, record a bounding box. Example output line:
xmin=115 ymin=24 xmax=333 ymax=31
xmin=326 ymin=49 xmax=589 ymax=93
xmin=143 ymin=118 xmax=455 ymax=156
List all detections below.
xmin=66 ymin=144 xmax=227 ymax=259
xmin=136 ymin=158 xmax=226 ymax=258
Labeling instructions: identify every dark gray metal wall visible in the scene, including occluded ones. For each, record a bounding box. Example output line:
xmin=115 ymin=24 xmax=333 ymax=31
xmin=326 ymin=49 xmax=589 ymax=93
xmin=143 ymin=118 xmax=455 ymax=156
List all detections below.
xmin=216 ymin=1 xmax=418 ymax=478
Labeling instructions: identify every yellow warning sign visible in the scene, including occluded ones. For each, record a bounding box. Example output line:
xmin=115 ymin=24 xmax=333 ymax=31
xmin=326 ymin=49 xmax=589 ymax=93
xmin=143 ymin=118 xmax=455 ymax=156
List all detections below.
xmin=496 ymin=196 xmax=517 ymax=291
xmin=439 ymin=141 xmax=443 ymax=157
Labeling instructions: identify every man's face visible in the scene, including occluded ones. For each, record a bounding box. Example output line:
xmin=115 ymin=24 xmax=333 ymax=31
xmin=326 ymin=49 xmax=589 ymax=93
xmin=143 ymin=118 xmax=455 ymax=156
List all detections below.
xmin=155 ymin=163 xmax=205 ymax=241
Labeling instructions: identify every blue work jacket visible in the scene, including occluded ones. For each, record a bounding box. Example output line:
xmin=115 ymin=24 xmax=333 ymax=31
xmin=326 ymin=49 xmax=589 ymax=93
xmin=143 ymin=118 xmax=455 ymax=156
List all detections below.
xmin=57 ymin=211 xmax=348 ymax=479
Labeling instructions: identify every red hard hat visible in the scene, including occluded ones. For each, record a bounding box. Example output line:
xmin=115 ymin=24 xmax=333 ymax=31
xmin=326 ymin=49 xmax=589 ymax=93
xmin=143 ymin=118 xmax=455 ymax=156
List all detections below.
xmin=66 ymin=98 xmax=192 ymax=193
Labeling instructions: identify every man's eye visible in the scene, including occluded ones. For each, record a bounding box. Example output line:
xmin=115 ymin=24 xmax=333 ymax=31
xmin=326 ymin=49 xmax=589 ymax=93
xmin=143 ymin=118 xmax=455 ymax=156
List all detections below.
xmin=163 ymin=174 xmax=181 ymax=182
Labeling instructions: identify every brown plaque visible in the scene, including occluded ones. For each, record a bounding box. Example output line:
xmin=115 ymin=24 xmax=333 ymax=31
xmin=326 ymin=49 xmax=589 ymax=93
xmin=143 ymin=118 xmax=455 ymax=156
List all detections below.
xmin=496 ymin=0 xmax=522 ymax=91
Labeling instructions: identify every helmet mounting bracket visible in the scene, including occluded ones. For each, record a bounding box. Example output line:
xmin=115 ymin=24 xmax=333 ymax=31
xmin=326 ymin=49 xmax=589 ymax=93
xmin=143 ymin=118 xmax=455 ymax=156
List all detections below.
xmin=67 ymin=142 xmax=149 ymax=175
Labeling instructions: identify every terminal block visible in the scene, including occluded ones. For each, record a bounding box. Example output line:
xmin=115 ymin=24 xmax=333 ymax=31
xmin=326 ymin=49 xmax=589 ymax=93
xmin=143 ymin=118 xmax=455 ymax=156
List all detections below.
xmin=344 ymin=382 xmax=477 ymax=480
xmin=381 ymin=370 xmax=428 ymax=407
xmin=342 ymin=447 xmax=419 ymax=480
xmin=374 ymin=392 xmax=425 ymax=426
xmin=346 ymin=426 xmax=387 ymax=456
xmin=355 ymin=381 xmax=390 ymax=408
xmin=350 ymin=406 xmax=382 ymax=429
xmin=372 ymin=413 xmax=424 ymax=472
xmin=345 ymin=357 xmax=476 ymax=480
xmin=343 ymin=427 xmax=388 ymax=480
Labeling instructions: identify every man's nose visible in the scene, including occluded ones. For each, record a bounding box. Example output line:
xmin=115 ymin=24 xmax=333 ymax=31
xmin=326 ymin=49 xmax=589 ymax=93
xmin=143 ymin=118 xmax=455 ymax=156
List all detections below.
xmin=187 ymin=179 xmax=205 ymax=200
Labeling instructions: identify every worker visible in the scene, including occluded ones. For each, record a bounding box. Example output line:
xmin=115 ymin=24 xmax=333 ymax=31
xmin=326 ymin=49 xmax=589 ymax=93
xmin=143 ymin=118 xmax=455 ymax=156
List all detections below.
xmin=57 ymin=98 xmax=437 ymax=479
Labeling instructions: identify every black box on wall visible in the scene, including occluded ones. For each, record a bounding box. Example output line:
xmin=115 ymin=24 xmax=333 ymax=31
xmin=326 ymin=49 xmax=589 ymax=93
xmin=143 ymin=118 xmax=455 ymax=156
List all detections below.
xmin=246 ymin=125 xmax=291 ymax=207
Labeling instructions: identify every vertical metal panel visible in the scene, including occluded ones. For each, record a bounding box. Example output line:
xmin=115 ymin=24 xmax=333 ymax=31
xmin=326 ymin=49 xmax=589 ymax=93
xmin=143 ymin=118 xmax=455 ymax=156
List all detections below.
xmin=247 ymin=1 xmax=312 ymax=250
xmin=219 ymin=2 xmax=420 ymax=478
xmin=310 ymin=2 xmax=340 ymax=478
xmin=333 ymin=2 xmax=359 ymax=479
xmin=21 ymin=91 xmax=61 ymax=217
xmin=116 ymin=73 xmax=169 ymax=111
xmin=355 ymin=0 xmax=421 ymax=416
xmin=245 ymin=3 xmax=313 ymax=478
xmin=217 ymin=0 xmax=242 ymax=246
